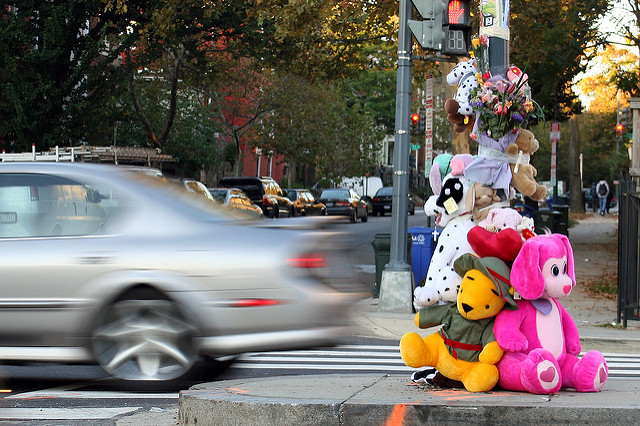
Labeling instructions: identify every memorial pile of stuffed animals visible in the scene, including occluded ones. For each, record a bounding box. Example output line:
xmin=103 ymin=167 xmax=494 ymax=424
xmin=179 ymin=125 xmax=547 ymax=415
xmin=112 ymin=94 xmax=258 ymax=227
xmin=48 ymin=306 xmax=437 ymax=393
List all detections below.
xmin=403 ymin=37 xmax=608 ymax=394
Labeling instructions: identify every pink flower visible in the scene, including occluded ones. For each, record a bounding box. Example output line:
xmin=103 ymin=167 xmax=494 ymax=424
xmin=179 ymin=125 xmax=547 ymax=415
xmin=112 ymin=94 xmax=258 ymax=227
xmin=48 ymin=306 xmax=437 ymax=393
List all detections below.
xmin=480 ymin=35 xmax=489 ymax=46
xmin=494 ymin=104 xmax=509 ymax=115
xmin=469 ymin=132 xmax=478 ymax=140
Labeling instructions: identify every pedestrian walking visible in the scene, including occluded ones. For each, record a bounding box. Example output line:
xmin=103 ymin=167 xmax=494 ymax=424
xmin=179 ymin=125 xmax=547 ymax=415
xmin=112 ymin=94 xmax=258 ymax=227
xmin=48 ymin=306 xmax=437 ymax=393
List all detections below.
xmin=596 ymin=179 xmax=609 ymax=215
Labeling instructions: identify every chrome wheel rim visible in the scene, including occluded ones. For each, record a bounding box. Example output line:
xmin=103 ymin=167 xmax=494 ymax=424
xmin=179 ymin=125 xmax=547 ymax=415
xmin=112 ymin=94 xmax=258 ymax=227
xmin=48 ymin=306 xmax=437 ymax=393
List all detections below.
xmin=92 ymin=298 xmax=199 ymax=381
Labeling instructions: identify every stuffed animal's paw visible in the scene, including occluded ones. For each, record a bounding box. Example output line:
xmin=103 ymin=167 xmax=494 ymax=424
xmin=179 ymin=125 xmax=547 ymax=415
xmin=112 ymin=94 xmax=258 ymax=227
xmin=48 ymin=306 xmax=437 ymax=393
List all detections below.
xmin=400 ymin=332 xmax=431 ymax=368
xmin=498 ymin=334 xmax=529 ymax=352
xmin=478 ymin=341 xmax=504 ymax=365
xmin=413 ymin=285 xmax=441 ymax=308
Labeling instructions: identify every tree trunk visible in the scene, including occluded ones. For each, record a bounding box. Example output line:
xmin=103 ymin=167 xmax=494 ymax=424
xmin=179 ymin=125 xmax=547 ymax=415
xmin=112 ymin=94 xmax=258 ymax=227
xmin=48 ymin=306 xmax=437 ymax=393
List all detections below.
xmin=568 ymin=115 xmax=584 ymax=212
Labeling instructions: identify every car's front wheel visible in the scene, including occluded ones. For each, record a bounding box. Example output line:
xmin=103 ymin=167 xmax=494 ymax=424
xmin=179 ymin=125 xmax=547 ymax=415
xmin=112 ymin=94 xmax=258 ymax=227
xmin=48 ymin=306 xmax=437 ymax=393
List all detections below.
xmin=91 ymin=288 xmax=199 ymax=382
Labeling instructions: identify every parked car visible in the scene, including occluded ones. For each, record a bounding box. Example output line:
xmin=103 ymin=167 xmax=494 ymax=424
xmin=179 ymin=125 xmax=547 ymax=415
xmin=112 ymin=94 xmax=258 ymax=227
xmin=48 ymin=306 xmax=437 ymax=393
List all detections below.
xmin=218 ymin=176 xmax=293 ymax=218
xmin=209 ymin=187 xmax=264 ymax=219
xmin=318 ymin=188 xmax=368 ymax=223
xmin=0 ymin=163 xmax=354 ymax=383
xmin=284 ymin=188 xmax=327 ymax=216
xmin=371 ymin=186 xmax=415 ymax=216
xmin=181 ymin=179 xmax=216 ymax=205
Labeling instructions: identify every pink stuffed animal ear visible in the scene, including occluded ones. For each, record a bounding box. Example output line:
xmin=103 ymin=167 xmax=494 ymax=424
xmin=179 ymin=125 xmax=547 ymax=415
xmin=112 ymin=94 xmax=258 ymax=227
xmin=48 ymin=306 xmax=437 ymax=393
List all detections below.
xmin=510 ymin=237 xmax=546 ymax=299
xmin=555 ymin=234 xmax=576 ymax=283
xmin=429 ymin=162 xmax=443 ymax=194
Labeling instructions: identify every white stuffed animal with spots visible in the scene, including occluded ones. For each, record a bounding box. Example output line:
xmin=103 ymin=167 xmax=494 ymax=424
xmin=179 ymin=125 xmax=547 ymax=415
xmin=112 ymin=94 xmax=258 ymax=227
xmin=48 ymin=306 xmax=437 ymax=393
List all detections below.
xmin=446 ymin=58 xmax=478 ymax=116
xmin=414 ymin=154 xmax=477 ymax=309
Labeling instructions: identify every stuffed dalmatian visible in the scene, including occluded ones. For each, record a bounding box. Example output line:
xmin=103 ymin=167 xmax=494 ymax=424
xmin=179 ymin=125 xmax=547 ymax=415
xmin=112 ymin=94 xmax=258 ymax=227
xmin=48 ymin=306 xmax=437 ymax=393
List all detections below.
xmin=446 ymin=58 xmax=478 ymax=116
xmin=415 ymin=154 xmax=477 ymax=309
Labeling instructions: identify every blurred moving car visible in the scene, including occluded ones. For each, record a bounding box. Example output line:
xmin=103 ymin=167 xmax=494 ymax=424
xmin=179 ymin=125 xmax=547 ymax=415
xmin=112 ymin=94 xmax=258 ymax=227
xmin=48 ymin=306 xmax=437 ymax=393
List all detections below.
xmin=218 ymin=176 xmax=293 ymax=218
xmin=284 ymin=188 xmax=327 ymax=217
xmin=318 ymin=188 xmax=368 ymax=223
xmin=209 ymin=187 xmax=264 ymax=219
xmin=0 ymin=163 xmax=355 ymax=383
xmin=371 ymin=186 xmax=415 ymax=216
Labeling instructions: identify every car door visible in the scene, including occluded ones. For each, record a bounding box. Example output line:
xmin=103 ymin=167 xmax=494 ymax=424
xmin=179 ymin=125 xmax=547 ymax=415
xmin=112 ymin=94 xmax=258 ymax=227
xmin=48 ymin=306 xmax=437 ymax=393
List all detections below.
xmin=0 ymin=173 xmax=120 ymax=343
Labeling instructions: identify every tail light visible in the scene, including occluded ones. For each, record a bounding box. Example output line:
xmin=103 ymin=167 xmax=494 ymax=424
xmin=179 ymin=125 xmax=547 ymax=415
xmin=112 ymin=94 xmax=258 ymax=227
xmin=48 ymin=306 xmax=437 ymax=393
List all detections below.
xmin=262 ymin=195 xmax=270 ymax=206
xmin=287 ymin=253 xmax=327 ymax=269
xmin=372 ymin=197 xmax=381 ymax=202
xmin=334 ymin=201 xmax=350 ymax=207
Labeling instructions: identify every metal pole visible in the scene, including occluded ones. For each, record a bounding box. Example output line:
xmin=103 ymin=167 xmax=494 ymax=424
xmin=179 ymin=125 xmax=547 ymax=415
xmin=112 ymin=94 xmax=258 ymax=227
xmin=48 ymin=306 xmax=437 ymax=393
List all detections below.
xmin=378 ymin=0 xmax=413 ymax=313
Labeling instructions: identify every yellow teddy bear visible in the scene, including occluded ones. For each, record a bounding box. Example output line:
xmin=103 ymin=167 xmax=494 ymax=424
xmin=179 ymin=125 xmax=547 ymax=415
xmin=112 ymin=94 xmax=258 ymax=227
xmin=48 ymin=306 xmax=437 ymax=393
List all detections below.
xmin=400 ymin=255 xmax=517 ymax=392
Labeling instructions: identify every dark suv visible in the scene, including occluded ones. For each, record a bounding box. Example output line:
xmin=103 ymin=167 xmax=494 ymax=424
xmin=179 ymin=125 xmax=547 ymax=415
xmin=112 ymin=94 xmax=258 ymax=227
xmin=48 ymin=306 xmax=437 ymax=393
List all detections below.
xmin=218 ymin=176 xmax=293 ymax=218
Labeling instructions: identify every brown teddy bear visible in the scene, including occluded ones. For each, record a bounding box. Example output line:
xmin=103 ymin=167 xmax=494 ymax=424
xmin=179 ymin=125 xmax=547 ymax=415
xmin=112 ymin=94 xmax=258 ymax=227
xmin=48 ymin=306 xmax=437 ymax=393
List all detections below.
xmin=445 ymin=99 xmax=475 ymax=134
xmin=505 ymin=129 xmax=547 ymax=201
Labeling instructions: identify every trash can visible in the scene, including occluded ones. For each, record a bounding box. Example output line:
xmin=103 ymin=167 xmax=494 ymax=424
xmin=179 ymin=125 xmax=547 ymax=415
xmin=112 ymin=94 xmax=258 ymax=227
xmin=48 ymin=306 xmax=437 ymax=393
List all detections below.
xmin=535 ymin=208 xmax=568 ymax=236
xmin=408 ymin=226 xmax=438 ymax=287
xmin=551 ymin=204 xmax=569 ymax=236
xmin=371 ymin=233 xmax=412 ymax=297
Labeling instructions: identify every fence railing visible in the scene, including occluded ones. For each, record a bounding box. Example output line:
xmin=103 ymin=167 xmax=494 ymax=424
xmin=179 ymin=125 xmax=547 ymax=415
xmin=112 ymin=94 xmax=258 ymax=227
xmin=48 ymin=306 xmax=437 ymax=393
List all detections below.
xmin=617 ymin=173 xmax=640 ymax=326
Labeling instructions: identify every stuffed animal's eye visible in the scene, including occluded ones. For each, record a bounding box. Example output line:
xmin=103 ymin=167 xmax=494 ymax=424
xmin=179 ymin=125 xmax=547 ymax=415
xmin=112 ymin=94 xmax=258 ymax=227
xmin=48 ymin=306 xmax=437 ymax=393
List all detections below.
xmin=563 ymin=262 xmax=567 ymax=274
xmin=551 ymin=265 xmax=560 ymax=276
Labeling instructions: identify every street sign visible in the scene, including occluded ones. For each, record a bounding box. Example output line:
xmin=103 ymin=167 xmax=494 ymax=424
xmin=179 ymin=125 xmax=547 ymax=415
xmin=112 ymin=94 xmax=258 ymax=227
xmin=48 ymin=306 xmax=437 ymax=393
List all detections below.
xmin=410 ymin=144 xmax=421 ymax=150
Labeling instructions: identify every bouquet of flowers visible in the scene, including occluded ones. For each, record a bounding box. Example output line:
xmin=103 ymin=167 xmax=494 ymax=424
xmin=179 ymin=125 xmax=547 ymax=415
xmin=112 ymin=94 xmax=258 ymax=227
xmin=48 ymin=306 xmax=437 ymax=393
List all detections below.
xmin=467 ymin=37 xmax=543 ymax=141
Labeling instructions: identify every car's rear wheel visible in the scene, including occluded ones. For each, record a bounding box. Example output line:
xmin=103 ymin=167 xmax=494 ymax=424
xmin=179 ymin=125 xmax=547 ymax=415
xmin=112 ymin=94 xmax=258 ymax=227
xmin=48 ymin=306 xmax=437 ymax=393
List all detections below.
xmin=350 ymin=209 xmax=357 ymax=223
xmin=361 ymin=209 xmax=368 ymax=222
xmin=91 ymin=288 xmax=199 ymax=382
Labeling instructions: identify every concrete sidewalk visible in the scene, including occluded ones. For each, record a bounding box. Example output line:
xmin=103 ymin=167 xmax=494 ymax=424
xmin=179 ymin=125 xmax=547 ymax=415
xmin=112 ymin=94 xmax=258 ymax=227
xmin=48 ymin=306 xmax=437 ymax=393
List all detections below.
xmin=177 ymin=214 xmax=640 ymax=425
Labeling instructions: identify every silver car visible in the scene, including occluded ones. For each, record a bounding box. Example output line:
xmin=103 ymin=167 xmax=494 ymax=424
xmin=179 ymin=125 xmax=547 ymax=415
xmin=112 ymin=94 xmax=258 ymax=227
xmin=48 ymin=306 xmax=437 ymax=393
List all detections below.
xmin=0 ymin=163 xmax=355 ymax=382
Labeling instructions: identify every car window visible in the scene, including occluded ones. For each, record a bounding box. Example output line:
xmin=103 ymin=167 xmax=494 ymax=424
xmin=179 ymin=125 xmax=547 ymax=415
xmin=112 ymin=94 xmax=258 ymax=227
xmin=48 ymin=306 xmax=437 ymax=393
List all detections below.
xmin=220 ymin=181 xmax=261 ymax=200
xmin=321 ymin=189 xmax=349 ymax=199
xmin=0 ymin=173 xmax=113 ymax=238
xmin=286 ymin=190 xmax=297 ymax=202
xmin=376 ymin=187 xmax=393 ymax=196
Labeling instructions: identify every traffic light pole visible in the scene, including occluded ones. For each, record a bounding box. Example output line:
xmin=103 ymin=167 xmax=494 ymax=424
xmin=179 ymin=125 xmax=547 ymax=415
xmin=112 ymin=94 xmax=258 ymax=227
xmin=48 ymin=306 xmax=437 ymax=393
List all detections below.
xmin=378 ymin=0 xmax=414 ymax=313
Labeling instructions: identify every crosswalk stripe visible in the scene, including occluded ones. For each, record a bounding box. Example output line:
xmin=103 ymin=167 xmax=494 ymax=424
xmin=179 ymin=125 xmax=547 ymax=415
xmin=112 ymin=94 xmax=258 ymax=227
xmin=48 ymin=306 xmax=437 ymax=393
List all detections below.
xmin=0 ymin=407 xmax=141 ymax=420
xmin=232 ymin=346 xmax=640 ymax=379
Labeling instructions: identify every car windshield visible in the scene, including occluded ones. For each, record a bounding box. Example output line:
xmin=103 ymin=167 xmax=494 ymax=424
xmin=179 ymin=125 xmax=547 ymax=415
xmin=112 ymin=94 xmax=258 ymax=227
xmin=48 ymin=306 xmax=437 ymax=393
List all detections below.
xmin=209 ymin=189 xmax=228 ymax=203
xmin=285 ymin=190 xmax=297 ymax=201
xmin=321 ymin=189 xmax=349 ymax=199
xmin=376 ymin=187 xmax=393 ymax=196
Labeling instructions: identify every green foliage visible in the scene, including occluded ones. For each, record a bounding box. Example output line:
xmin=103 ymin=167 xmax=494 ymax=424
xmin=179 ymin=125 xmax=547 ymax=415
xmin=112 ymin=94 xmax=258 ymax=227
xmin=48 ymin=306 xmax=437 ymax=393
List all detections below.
xmin=0 ymin=0 xmax=132 ymax=149
xmin=511 ymin=0 xmax=610 ymax=121
xmin=258 ymin=75 xmax=381 ymax=185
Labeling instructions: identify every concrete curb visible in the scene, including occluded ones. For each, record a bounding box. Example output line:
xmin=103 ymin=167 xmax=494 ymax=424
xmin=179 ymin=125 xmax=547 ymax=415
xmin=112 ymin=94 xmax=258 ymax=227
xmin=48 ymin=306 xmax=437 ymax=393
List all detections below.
xmin=179 ymin=374 xmax=640 ymax=425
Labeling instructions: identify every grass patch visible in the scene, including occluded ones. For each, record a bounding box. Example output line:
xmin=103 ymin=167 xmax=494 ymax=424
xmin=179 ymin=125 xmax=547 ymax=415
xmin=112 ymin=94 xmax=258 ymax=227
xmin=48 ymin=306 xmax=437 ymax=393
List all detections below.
xmin=583 ymin=271 xmax=617 ymax=300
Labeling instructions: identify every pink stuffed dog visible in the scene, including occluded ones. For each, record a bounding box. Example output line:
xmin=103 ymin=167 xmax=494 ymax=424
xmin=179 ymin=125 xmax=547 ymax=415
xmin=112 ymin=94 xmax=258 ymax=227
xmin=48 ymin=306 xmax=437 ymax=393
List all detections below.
xmin=493 ymin=233 xmax=608 ymax=394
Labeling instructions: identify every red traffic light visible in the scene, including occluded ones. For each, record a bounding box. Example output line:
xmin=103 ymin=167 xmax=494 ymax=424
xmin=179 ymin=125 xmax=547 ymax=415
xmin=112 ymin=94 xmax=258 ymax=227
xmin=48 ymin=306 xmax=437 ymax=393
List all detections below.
xmin=616 ymin=123 xmax=624 ymax=134
xmin=411 ymin=113 xmax=420 ymax=123
xmin=447 ymin=0 xmax=470 ymax=25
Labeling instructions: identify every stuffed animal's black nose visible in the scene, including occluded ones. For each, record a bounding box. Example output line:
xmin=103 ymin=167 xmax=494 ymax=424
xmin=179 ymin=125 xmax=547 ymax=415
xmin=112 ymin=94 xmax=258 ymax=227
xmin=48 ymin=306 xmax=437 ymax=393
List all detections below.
xmin=462 ymin=303 xmax=473 ymax=313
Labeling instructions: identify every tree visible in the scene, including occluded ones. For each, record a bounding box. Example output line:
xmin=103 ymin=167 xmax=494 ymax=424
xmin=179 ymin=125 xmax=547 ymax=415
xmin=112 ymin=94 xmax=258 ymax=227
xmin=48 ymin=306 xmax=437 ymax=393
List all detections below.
xmin=258 ymin=75 xmax=381 ymax=186
xmin=0 ymin=0 xmax=136 ymax=150
xmin=510 ymin=0 xmax=609 ymax=121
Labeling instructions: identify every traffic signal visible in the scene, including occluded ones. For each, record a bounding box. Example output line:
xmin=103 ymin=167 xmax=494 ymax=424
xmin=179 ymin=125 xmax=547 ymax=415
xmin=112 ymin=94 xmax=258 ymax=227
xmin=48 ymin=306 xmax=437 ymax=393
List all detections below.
xmin=616 ymin=123 xmax=623 ymax=136
xmin=419 ymin=113 xmax=426 ymax=132
xmin=408 ymin=0 xmax=447 ymax=52
xmin=442 ymin=0 xmax=472 ymax=56
xmin=411 ymin=113 xmax=420 ymax=133
xmin=408 ymin=0 xmax=471 ymax=56
xmin=621 ymin=107 xmax=631 ymax=131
